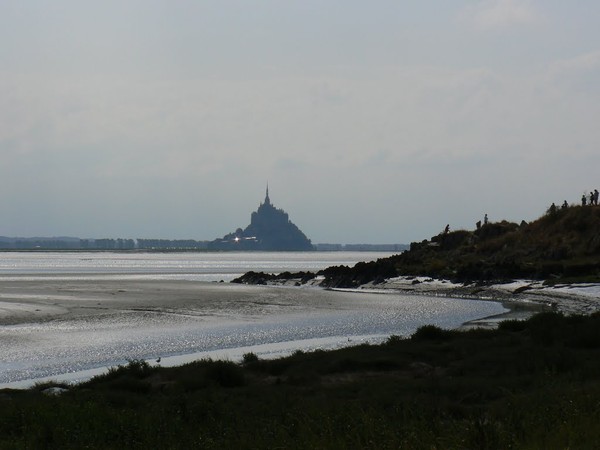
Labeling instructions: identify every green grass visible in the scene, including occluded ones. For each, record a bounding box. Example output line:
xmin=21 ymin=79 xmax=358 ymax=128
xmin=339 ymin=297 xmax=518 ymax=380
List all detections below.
xmin=3 ymin=313 xmax=600 ymax=448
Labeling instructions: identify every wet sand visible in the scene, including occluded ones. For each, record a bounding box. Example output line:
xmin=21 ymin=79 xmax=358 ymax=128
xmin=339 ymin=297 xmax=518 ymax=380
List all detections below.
xmin=3 ymin=275 xmax=595 ymax=329
xmin=5 ymin=273 xmax=599 ymax=332
xmin=246 ymin=275 xmax=600 ymax=329
xmin=346 ymin=277 xmax=600 ymax=330
xmin=0 ymin=276 xmax=508 ymax=387
xmin=358 ymin=277 xmax=600 ymax=315
xmin=0 ymin=278 xmax=341 ymax=326
xmin=6 ymin=272 xmax=598 ymax=388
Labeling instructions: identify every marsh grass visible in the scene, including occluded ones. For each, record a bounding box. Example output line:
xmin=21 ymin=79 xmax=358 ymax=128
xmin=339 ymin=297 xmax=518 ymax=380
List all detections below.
xmin=3 ymin=312 xmax=600 ymax=448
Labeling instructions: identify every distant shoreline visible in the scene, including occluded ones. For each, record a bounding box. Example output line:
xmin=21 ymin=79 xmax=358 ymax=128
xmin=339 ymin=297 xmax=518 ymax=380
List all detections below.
xmin=0 ymin=248 xmax=404 ymax=253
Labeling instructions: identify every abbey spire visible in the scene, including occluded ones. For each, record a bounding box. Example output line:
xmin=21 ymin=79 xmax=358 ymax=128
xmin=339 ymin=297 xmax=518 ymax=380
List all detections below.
xmin=264 ymin=183 xmax=271 ymax=205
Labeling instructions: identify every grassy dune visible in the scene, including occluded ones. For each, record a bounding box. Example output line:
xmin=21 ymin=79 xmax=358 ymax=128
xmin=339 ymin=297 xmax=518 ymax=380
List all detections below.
xmin=3 ymin=312 xmax=600 ymax=448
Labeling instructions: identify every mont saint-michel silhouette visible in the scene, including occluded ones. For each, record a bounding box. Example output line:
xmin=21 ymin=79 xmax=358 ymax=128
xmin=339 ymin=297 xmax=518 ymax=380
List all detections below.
xmin=208 ymin=186 xmax=313 ymax=251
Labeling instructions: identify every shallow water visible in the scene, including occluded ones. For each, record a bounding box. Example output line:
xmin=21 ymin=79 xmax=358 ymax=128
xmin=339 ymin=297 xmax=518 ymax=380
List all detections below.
xmin=0 ymin=285 xmax=506 ymax=387
xmin=0 ymin=252 xmax=507 ymax=387
xmin=0 ymin=251 xmax=392 ymax=281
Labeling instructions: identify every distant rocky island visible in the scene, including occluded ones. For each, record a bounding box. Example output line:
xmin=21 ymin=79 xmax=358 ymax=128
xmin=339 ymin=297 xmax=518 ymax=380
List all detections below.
xmin=208 ymin=186 xmax=313 ymax=251
xmin=233 ymin=204 xmax=600 ymax=287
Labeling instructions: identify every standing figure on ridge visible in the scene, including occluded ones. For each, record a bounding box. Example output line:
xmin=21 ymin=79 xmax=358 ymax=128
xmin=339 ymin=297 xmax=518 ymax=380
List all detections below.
xmin=484 ymin=214 xmax=488 ymax=225
xmin=582 ymin=194 xmax=587 ymax=206
xmin=594 ymin=189 xmax=599 ymax=205
xmin=590 ymin=192 xmax=595 ymax=206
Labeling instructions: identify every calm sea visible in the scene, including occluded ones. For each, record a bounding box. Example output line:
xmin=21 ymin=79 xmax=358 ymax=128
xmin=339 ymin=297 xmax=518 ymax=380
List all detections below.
xmin=0 ymin=251 xmax=394 ymax=281
xmin=0 ymin=251 xmax=507 ymax=387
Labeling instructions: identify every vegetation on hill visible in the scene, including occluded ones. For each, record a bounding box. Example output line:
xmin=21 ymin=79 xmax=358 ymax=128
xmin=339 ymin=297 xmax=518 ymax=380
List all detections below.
xmin=3 ymin=312 xmax=600 ymax=448
xmin=234 ymin=205 xmax=600 ymax=287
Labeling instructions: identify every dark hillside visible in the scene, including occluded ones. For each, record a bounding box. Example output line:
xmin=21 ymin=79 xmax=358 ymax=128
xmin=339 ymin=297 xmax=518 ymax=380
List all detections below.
xmin=234 ymin=206 xmax=600 ymax=287
xmin=324 ymin=205 xmax=600 ymax=286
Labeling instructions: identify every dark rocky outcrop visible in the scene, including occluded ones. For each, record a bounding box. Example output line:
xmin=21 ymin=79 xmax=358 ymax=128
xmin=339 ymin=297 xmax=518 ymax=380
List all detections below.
xmin=232 ymin=271 xmax=316 ymax=285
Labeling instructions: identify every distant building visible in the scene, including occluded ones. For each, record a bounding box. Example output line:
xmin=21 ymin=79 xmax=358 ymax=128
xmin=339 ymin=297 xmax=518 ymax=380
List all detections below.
xmin=208 ymin=186 xmax=313 ymax=251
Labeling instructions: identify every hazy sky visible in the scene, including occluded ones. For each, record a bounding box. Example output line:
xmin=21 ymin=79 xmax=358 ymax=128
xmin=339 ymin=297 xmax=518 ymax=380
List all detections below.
xmin=1 ymin=1 xmax=599 ymax=244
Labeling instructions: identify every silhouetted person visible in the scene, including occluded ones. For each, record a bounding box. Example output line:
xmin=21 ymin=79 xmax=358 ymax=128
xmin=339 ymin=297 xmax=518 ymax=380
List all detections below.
xmin=444 ymin=224 xmax=450 ymax=234
xmin=582 ymin=194 xmax=587 ymax=206
xmin=548 ymin=203 xmax=557 ymax=215
xmin=484 ymin=214 xmax=488 ymax=225
xmin=562 ymin=200 xmax=568 ymax=209
xmin=595 ymin=189 xmax=599 ymax=205
xmin=591 ymin=192 xmax=595 ymax=206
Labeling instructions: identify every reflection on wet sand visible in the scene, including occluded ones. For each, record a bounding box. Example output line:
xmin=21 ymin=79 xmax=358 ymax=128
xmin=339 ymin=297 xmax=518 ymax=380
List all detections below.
xmin=0 ymin=279 xmax=505 ymax=387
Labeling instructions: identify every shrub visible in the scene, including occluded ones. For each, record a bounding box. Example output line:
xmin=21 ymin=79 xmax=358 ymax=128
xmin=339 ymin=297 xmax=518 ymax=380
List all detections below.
xmin=525 ymin=312 xmax=565 ymax=346
xmin=498 ymin=319 xmax=527 ymax=332
xmin=411 ymin=325 xmax=450 ymax=341
xmin=242 ymin=352 xmax=259 ymax=364
xmin=86 ymin=359 xmax=154 ymax=387
xmin=114 ymin=359 xmax=152 ymax=377
xmin=204 ymin=360 xmax=245 ymax=387
xmin=385 ymin=335 xmax=404 ymax=345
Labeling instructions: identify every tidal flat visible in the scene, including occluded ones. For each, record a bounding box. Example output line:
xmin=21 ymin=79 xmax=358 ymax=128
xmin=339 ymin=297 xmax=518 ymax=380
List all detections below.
xmin=0 ymin=277 xmax=506 ymax=387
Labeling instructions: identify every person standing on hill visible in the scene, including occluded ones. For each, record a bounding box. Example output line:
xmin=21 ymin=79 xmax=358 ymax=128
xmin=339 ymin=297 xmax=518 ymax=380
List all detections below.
xmin=594 ymin=189 xmax=599 ymax=205
xmin=582 ymin=194 xmax=587 ymax=206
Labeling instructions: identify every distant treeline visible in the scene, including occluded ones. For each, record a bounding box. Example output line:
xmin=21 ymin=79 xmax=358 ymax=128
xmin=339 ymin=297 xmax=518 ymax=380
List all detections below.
xmin=134 ymin=239 xmax=209 ymax=250
xmin=0 ymin=236 xmax=407 ymax=251
xmin=0 ymin=237 xmax=210 ymax=251
xmin=0 ymin=237 xmax=82 ymax=250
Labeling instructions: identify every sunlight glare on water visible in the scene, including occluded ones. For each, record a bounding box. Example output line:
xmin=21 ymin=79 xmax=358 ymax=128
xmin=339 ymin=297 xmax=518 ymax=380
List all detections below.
xmin=0 ymin=252 xmax=506 ymax=387
xmin=0 ymin=251 xmax=393 ymax=281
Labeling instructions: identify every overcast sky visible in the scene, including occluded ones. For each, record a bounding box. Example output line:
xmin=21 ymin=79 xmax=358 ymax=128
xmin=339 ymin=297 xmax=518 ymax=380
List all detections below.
xmin=1 ymin=1 xmax=599 ymax=244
